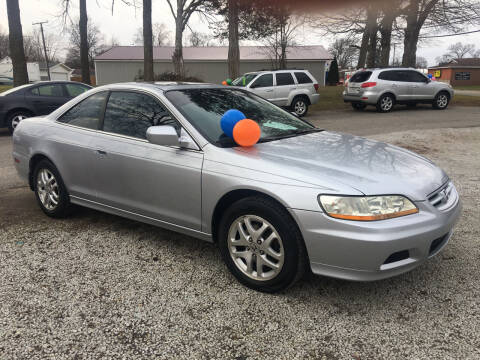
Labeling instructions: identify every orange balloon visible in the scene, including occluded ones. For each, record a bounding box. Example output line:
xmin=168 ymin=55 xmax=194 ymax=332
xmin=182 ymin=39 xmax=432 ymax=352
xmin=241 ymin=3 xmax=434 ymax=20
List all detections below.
xmin=222 ymin=80 xmax=227 ymax=85
xmin=232 ymin=119 xmax=261 ymax=147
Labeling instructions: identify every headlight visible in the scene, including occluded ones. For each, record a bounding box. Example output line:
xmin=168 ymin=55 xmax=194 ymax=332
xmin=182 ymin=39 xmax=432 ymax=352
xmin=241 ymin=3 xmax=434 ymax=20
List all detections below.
xmin=318 ymin=195 xmax=418 ymax=221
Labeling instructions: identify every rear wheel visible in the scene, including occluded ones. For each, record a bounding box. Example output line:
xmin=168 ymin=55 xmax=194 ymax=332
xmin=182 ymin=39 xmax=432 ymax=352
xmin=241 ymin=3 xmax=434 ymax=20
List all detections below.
xmin=218 ymin=196 xmax=307 ymax=293
xmin=351 ymin=103 xmax=367 ymax=111
xmin=433 ymin=91 xmax=450 ymax=110
xmin=6 ymin=110 xmax=31 ymax=134
xmin=376 ymin=93 xmax=395 ymax=112
xmin=33 ymin=160 xmax=73 ymax=218
xmin=291 ymin=97 xmax=309 ymax=117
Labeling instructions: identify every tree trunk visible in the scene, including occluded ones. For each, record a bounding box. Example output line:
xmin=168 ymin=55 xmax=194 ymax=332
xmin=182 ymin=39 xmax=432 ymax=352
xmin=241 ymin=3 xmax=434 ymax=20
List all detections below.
xmin=227 ymin=0 xmax=240 ymax=79
xmin=6 ymin=0 xmax=28 ymax=86
xmin=79 ymin=0 xmax=91 ymax=85
xmin=172 ymin=1 xmax=184 ymax=78
xmin=357 ymin=27 xmax=369 ymax=69
xmin=365 ymin=6 xmax=378 ymax=68
xmin=379 ymin=10 xmax=394 ymax=67
xmin=143 ymin=0 xmax=154 ymax=81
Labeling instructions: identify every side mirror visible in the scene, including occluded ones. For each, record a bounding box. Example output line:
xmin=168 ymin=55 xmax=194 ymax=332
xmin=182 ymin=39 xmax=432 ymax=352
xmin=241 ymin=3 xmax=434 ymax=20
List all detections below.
xmin=146 ymin=125 xmax=179 ymax=146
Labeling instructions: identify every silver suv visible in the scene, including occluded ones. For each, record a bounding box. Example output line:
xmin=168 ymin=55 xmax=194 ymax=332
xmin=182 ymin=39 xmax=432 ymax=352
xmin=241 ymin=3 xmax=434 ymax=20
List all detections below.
xmin=343 ymin=68 xmax=454 ymax=112
xmin=233 ymin=70 xmax=320 ymax=116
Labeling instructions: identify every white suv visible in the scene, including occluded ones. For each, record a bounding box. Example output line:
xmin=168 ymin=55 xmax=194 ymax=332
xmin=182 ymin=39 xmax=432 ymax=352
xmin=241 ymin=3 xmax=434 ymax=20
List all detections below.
xmin=232 ymin=70 xmax=320 ymax=116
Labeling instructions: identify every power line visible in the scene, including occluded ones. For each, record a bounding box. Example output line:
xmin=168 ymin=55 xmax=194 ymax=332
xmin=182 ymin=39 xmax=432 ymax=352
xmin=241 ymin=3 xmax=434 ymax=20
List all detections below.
xmin=419 ymin=29 xmax=480 ymax=38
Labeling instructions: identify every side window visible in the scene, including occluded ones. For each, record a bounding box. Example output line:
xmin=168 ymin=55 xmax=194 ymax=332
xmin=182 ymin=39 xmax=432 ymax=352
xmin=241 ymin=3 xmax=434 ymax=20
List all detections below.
xmin=407 ymin=71 xmax=428 ymax=82
xmin=58 ymin=91 xmax=108 ymax=130
xmin=33 ymin=84 xmax=64 ymax=97
xmin=294 ymin=72 xmax=313 ymax=84
xmin=394 ymin=71 xmax=409 ymax=82
xmin=103 ymin=91 xmax=178 ymax=140
xmin=378 ymin=71 xmax=396 ymax=81
xmin=65 ymin=84 xmax=90 ymax=97
xmin=250 ymin=74 xmax=273 ymax=89
xmin=276 ymin=73 xmax=295 ymax=86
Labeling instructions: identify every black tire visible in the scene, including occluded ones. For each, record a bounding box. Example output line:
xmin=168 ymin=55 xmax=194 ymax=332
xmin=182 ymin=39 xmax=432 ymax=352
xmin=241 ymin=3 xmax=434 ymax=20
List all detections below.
xmin=351 ymin=103 xmax=367 ymax=111
xmin=433 ymin=91 xmax=450 ymax=110
xmin=218 ymin=196 xmax=307 ymax=293
xmin=33 ymin=159 xmax=73 ymax=218
xmin=6 ymin=110 xmax=32 ymax=134
xmin=291 ymin=97 xmax=309 ymax=117
xmin=376 ymin=93 xmax=395 ymax=112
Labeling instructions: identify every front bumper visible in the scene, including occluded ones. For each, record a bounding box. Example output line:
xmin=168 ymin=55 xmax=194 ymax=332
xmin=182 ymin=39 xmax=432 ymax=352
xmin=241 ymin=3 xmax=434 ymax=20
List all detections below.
xmin=290 ymin=186 xmax=462 ymax=281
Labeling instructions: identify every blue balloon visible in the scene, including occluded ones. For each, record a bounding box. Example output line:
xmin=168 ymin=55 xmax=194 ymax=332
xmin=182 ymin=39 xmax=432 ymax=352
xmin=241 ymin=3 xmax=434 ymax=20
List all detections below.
xmin=428 ymin=73 xmax=433 ymax=79
xmin=221 ymin=109 xmax=246 ymax=138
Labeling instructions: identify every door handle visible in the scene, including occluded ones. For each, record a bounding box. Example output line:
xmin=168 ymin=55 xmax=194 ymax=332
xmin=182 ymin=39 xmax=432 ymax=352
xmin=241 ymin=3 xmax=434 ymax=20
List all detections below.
xmin=96 ymin=149 xmax=107 ymax=155
xmin=265 ymin=89 xmax=273 ymax=92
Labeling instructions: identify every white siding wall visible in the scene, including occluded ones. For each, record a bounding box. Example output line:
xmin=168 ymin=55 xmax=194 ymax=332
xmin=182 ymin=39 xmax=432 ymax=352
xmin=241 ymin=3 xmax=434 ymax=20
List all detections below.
xmin=95 ymin=60 xmax=326 ymax=86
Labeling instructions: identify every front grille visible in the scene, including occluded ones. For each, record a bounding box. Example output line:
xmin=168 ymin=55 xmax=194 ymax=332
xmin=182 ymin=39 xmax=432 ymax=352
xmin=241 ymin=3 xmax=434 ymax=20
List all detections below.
xmin=428 ymin=181 xmax=454 ymax=209
xmin=383 ymin=250 xmax=410 ymax=265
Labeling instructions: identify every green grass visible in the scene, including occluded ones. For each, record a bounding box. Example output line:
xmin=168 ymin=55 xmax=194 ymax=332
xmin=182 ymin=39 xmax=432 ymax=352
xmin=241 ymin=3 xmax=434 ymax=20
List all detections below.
xmin=309 ymin=85 xmax=480 ymax=112
xmin=0 ymin=85 xmax=12 ymax=93
xmin=453 ymin=85 xmax=480 ymax=91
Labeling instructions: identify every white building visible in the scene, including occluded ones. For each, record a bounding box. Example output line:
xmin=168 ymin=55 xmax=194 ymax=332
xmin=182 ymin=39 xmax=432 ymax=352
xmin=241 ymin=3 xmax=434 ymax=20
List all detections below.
xmin=39 ymin=62 xmax=73 ymax=81
xmin=0 ymin=56 xmax=41 ymax=82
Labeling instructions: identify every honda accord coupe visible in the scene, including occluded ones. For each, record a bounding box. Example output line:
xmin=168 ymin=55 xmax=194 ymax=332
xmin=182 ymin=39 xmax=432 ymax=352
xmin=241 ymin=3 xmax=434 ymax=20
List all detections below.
xmin=12 ymin=82 xmax=462 ymax=293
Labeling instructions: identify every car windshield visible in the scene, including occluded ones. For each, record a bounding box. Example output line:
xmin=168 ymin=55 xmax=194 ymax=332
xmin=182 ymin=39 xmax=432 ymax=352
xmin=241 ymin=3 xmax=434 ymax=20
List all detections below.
xmin=0 ymin=84 xmax=31 ymax=96
xmin=349 ymin=71 xmax=372 ymax=83
xmin=232 ymin=74 xmax=258 ymax=87
xmin=165 ymin=88 xmax=319 ymax=147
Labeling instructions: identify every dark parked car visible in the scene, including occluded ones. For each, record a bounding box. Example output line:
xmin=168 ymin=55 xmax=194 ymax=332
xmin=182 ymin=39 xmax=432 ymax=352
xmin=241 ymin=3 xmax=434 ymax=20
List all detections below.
xmin=0 ymin=81 xmax=91 ymax=133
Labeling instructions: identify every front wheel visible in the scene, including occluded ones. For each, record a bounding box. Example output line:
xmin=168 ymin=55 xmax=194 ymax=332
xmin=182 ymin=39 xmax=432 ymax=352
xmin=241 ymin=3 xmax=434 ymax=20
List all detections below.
xmin=218 ymin=196 xmax=307 ymax=293
xmin=6 ymin=110 xmax=31 ymax=134
xmin=292 ymin=97 xmax=309 ymax=117
xmin=433 ymin=92 xmax=450 ymax=110
xmin=33 ymin=160 xmax=73 ymax=218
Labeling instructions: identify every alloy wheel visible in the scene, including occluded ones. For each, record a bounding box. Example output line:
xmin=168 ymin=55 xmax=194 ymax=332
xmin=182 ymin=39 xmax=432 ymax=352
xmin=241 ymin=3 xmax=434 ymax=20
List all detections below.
xmin=227 ymin=215 xmax=285 ymax=281
xmin=294 ymin=100 xmax=307 ymax=116
xmin=11 ymin=114 xmax=26 ymax=130
xmin=36 ymin=168 xmax=60 ymax=211
xmin=381 ymin=96 xmax=393 ymax=111
xmin=437 ymin=94 xmax=448 ymax=108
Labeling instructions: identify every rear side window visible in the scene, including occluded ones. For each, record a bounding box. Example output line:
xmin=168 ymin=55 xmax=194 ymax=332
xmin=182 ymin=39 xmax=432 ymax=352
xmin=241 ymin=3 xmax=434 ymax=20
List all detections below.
xmin=103 ymin=91 xmax=178 ymax=140
xmin=276 ymin=73 xmax=295 ymax=86
xmin=378 ymin=71 xmax=398 ymax=81
xmin=294 ymin=72 xmax=313 ymax=84
xmin=349 ymin=71 xmax=372 ymax=83
xmin=65 ymin=83 xmax=90 ymax=97
xmin=250 ymin=74 xmax=273 ymax=88
xmin=58 ymin=91 xmax=108 ymax=130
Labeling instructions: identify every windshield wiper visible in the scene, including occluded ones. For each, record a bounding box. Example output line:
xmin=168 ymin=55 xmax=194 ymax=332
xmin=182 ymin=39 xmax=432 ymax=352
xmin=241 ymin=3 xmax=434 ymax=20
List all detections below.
xmin=258 ymin=128 xmax=324 ymax=143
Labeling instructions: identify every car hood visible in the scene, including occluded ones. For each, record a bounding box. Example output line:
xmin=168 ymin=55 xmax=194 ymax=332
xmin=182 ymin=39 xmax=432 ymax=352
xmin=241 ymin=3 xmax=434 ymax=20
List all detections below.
xmin=229 ymin=131 xmax=447 ymax=201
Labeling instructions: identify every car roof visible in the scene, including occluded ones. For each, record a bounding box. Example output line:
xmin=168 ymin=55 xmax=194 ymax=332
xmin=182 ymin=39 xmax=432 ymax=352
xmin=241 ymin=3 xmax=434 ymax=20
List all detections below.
xmin=359 ymin=68 xmax=420 ymax=72
xmin=98 ymin=82 xmax=226 ymax=92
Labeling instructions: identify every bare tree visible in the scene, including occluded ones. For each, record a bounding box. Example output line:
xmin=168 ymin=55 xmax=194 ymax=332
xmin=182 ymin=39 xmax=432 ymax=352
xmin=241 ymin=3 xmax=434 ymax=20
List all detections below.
xmin=6 ymin=0 xmax=29 ymax=86
xmin=133 ymin=23 xmax=172 ymax=46
xmin=79 ymin=0 xmax=91 ymax=84
xmin=166 ymin=0 xmax=207 ymax=77
xmin=446 ymin=42 xmax=476 ymax=59
xmin=65 ymin=21 xmax=105 ymax=68
xmin=228 ymin=0 xmax=240 ymax=79
xmin=328 ymin=37 xmax=358 ymax=69
xmin=365 ymin=5 xmax=379 ymax=68
xmin=143 ymin=0 xmax=154 ymax=81
xmin=187 ymin=31 xmax=212 ymax=46
xmin=416 ymin=56 xmax=428 ymax=68
xmin=0 ymin=27 xmax=10 ymax=60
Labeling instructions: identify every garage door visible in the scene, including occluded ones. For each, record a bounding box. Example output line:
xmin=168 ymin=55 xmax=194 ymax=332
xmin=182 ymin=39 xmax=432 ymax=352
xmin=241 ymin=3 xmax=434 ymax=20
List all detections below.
xmin=51 ymin=72 xmax=69 ymax=81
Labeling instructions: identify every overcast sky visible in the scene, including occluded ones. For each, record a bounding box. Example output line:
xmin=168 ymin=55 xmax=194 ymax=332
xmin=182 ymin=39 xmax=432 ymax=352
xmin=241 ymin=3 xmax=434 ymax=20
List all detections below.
xmin=1 ymin=0 xmax=479 ymax=66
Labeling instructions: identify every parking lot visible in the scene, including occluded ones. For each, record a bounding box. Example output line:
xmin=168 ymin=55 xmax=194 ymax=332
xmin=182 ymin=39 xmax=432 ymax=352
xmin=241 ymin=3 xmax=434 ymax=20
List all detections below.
xmin=1 ymin=106 xmax=479 ymax=359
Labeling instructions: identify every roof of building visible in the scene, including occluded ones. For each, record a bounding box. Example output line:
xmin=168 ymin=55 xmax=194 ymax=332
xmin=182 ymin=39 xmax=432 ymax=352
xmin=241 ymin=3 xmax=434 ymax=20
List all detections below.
xmin=430 ymin=58 xmax=480 ymax=69
xmin=39 ymin=62 xmax=73 ymax=72
xmin=95 ymin=45 xmax=332 ymax=62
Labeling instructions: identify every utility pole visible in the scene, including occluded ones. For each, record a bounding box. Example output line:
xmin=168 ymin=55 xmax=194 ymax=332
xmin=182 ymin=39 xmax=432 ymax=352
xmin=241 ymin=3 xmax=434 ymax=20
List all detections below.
xmin=32 ymin=21 xmax=50 ymax=81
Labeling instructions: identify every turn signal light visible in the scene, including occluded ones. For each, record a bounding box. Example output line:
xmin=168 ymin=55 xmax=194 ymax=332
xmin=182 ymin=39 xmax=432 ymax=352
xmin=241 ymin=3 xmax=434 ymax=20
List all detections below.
xmin=361 ymin=82 xmax=377 ymax=88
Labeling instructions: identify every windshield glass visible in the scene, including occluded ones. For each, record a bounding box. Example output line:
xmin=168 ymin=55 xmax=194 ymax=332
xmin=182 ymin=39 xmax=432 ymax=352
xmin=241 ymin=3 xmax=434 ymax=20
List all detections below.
xmin=349 ymin=71 xmax=372 ymax=83
xmin=232 ymin=74 xmax=257 ymax=87
xmin=165 ymin=88 xmax=316 ymax=147
xmin=0 ymin=84 xmax=31 ymax=96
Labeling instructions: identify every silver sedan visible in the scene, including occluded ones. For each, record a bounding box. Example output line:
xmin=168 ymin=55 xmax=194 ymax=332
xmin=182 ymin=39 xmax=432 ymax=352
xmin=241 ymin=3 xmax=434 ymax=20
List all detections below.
xmin=12 ymin=83 xmax=462 ymax=292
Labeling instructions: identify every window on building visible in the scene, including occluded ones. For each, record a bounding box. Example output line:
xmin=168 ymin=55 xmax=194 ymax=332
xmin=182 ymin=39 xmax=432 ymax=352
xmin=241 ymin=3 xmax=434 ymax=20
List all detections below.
xmin=455 ymin=72 xmax=471 ymax=81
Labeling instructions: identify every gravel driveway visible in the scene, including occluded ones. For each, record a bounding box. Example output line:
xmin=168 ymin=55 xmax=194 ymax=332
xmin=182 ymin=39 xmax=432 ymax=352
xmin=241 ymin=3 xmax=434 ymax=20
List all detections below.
xmin=0 ymin=114 xmax=479 ymax=359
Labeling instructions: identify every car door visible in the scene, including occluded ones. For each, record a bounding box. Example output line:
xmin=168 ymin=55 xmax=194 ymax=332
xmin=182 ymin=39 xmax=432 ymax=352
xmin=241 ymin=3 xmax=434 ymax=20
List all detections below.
xmin=406 ymin=70 xmax=435 ymax=100
xmin=53 ymin=91 xmax=109 ymax=201
xmin=25 ymin=83 xmax=69 ymax=115
xmin=274 ymin=72 xmax=296 ymax=106
xmin=90 ymin=90 xmax=203 ymax=230
xmin=389 ymin=71 xmax=412 ymax=101
xmin=248 ymin=74 xmax=275 ymax=102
